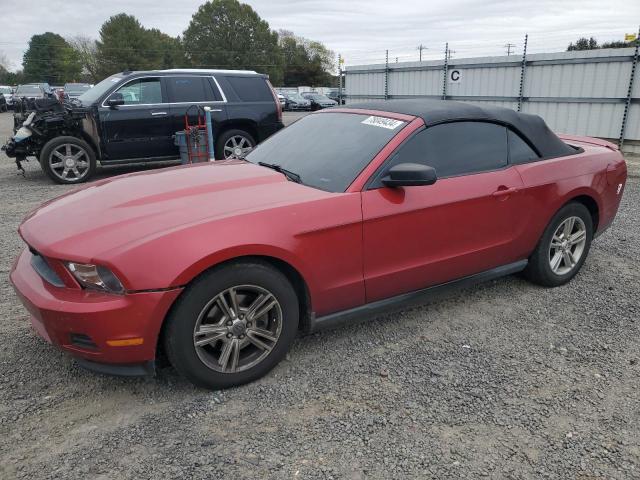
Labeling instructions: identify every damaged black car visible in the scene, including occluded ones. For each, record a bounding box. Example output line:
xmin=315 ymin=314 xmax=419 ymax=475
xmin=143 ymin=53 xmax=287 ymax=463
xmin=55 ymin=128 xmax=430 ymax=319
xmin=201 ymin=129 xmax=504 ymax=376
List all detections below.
xmin=2 ymin=69 xmax=283 ymax=184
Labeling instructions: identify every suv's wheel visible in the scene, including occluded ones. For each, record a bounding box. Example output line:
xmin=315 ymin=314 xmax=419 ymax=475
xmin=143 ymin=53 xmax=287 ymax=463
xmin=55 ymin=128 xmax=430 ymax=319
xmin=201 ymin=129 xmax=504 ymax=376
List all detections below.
xmin=216 ymin=129 xmax=256 ymax=160
xmin=164 ymin=261 xmax=299 ymax=390
xmin=40 ymin=136 xmax=96 ymax=184
xmin=524 ymin=202 xmax=593 ymax=287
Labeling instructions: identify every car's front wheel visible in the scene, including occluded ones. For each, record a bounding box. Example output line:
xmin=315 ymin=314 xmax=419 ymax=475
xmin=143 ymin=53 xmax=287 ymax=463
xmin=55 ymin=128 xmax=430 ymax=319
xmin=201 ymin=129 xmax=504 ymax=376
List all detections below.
xmin=524 ymin=202 xmax=593 ymax=287
xmin=40 ymin=136 xmax=96 ymax=184
xmin=164 ymin=261 xmax=299 ymax=390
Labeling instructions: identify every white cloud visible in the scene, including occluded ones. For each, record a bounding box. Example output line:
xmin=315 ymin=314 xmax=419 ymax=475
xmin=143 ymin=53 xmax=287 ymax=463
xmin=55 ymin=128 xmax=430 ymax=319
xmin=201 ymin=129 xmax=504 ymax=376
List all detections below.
xmin=1 ymin=0 xmax=638 ymax=71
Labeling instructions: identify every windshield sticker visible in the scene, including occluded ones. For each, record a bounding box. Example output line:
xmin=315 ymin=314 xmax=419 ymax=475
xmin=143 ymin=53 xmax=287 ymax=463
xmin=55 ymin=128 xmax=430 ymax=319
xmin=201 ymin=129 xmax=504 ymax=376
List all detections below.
xmin=361 ymin=116 xmax=405 ymax=130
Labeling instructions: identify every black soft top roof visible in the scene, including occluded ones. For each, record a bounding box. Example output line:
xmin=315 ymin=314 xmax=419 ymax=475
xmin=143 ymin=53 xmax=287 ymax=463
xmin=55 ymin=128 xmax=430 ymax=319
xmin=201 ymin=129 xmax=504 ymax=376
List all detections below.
xmin=347 ymin=99 xmax=574 ymax=158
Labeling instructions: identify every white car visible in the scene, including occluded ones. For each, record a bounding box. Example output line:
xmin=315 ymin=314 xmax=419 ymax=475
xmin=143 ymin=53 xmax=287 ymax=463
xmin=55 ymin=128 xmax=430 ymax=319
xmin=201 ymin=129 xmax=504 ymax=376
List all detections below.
xmin=0 ymin=85 xmax=13 ymax=110
xmin=277 ymin=93 xmax=286 ymax=108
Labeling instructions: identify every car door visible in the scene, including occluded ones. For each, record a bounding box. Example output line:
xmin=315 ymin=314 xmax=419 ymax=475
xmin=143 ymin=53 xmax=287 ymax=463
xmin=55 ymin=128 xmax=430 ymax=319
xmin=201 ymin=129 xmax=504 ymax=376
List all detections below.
xmin=99 ymin=76 xmax=175 ymax=161
xmin=166 ymin=75 xmax=228 ymax=153
xmin=361 ymin=121 xmax=528 ymax=303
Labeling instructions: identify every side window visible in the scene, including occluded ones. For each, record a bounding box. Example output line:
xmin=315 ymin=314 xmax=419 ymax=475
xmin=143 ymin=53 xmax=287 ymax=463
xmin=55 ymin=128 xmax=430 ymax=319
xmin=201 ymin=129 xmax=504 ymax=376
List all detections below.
xmin=508 ymin=129 xmax=539 ymax=164
xmin=226 ymin=76 xmax=272 ymax=102
xmin=115 ymin=78 xmax=162 ymax=105
xmin=167 ymin=76 xmax=219 ymax=103
xmin=379 ymin=121 xmax=508 ymax=182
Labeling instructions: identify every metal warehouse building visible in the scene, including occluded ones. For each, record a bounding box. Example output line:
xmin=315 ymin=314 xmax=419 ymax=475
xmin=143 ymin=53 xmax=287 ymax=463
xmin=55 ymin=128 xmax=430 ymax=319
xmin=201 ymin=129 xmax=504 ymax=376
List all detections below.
xmin=344 ymin=47 xmax=640 ymax=153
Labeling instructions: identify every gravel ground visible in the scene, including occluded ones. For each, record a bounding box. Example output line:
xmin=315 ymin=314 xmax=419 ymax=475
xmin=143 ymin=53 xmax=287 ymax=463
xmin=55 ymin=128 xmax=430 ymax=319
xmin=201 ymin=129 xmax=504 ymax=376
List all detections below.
xmin=0 ymin=110 xmax=639 ymax=479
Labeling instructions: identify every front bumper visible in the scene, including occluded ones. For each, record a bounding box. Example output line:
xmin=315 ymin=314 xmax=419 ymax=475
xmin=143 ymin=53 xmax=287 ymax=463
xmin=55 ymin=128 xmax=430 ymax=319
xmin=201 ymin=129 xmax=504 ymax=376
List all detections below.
xmin=10 ymin=247 xmax=182 ymax=370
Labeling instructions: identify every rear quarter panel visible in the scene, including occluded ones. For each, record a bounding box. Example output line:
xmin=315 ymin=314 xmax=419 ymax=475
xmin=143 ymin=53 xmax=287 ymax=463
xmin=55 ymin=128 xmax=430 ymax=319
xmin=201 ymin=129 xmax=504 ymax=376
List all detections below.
xmin=515 ymin=143 xmax=626 ymax=256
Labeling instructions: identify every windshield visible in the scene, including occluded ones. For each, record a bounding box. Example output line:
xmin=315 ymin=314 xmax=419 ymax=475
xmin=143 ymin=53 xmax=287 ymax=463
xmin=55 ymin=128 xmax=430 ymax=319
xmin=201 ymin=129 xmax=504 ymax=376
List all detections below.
xmin=77 ymin=74 xmax=123 ymax=104
xmin=16 ymin=85 xmax=41 ymax=95
xmin=245 ymin=112 xmax=406 ymax=192
xmin=309 ymin=94 xmax=331 ymax=101
xmin=0 ymin=87 xmax=11 ymax=94
xmin=287 ymin=93 xmax=306 ymax=101
xmin=65 ymin=84 xmax=91 ymax=93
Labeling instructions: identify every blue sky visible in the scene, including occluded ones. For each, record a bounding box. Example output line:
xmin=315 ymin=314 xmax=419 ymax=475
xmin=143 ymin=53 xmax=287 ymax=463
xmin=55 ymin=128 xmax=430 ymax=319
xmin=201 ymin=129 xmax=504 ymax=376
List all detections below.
xmin=1 ymin=0 xmax=638 ymax=71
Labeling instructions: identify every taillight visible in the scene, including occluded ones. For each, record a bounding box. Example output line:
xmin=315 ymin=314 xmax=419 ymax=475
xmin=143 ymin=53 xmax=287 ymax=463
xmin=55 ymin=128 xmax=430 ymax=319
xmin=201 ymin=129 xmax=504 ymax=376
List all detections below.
xmin=266 ymin=80 xmax=282 ymax=122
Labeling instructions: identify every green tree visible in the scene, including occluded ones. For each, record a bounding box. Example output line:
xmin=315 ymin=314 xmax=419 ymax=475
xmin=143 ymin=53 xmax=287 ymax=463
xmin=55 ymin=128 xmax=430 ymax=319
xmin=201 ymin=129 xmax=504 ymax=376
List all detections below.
xmin=601 ymin=40 xmax=636 ymax=49
xmin=96 ymin=14 xmax=159 ymax=77
xmin=567 ymin=36 xmax=636 ymax=51
xmin=183 ymin=0 xmax=283 ymax=84
xmin=567 ymin=37 xmax=598 ymax=51
xmin=69 ymin=35 xmax=100 ymax=82
xmin=95 ymin=14 xmax=185 ymax=78
xmin=278 ymin=30 xmax=335 ymax=86
xmin=147 ymin=29 xmax=185 ymax=69
xmin=22 ymin=32 xmax=82 ymax=84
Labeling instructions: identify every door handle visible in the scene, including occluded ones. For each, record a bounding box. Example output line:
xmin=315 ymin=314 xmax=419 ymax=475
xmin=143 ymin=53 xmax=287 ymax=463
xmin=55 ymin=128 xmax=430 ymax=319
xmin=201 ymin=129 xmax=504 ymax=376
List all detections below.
xmin=492 ymin=186 xmax=519 ymax=198
xmin=151 ymin=111 xmax=168 ymax=116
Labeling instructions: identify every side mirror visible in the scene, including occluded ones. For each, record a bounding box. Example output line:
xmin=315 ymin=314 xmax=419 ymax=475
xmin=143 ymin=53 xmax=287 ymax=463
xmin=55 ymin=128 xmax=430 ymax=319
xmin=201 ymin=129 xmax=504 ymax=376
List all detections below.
xmin=106 ymin=93 xmax=124 ymax=108
xmin=382 ymin=163 xmax=437 ymax=188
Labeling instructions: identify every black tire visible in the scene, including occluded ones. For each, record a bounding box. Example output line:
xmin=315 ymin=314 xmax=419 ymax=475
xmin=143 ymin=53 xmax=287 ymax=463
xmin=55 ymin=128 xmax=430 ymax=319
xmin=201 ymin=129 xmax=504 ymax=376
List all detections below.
xmin=39 ymin=136 xmax=96 ymax=184
xmin=215 ymin=129 xmax=256 ymax=160
xmin=523 ymin=202 xmax=593 ymax=287
xmin=164 ymin=261 xmax=299 ymax=390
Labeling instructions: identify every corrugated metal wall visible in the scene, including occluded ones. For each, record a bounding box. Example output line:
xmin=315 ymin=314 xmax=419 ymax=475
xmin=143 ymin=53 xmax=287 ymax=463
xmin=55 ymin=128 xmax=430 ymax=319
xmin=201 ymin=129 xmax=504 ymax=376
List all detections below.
xmin=344 ymin=48 xmax=639 ymax=150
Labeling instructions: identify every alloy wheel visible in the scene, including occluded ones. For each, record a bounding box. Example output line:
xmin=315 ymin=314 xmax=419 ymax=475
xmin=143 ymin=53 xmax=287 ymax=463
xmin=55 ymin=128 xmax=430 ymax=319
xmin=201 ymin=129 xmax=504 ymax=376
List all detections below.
xmin=223 ymin=135 xmax=253 ymax=159
xmin=48 ymin=143 xmax=90 ymax=181
xmin=193 ymin=285 xmax=282 ymax=373
xmin=548 ymin=216 xmax=587 ymax=275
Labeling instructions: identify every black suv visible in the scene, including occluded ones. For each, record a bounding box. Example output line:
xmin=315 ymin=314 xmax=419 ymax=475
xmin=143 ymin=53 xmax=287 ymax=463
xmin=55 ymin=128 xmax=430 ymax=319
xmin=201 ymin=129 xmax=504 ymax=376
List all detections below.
xmin=3 ymin=69 xmax=283 ymax=184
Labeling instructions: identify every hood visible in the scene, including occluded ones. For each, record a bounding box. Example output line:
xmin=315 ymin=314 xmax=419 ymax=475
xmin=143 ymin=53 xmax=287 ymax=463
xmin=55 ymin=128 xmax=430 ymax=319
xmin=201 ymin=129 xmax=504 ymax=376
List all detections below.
xmin=20 ymin=161 xmax=331 ymax=262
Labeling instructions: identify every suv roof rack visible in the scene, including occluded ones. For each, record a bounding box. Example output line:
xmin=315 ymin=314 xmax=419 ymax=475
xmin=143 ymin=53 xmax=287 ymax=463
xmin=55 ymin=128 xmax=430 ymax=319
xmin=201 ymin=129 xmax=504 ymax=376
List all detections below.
xmin=153 ymin=68 xmax=258 ymax=75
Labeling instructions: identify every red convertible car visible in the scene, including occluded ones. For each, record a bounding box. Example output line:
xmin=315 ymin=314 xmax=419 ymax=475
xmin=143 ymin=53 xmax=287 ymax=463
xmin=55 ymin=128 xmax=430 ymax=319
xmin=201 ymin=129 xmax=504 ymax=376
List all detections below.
xmin=10 ymin=100 xmax=627 ymax=389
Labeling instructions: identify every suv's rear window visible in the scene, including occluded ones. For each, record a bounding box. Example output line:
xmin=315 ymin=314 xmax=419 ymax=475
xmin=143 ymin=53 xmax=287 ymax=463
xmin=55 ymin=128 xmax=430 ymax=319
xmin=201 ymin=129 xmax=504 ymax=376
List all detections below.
xmin=226 ymin=76 xmax=272 ymax=102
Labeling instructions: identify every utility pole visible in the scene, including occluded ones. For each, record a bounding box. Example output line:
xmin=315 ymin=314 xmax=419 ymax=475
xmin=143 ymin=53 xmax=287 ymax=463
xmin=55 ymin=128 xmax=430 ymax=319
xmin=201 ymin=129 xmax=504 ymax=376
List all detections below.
xmin=417 ymin=44 xmax=427 ymax=61
xmin=447 ymin=49 xmax=456 ymax=61
xmin=504 ymin=43 xmax=516 ymax=55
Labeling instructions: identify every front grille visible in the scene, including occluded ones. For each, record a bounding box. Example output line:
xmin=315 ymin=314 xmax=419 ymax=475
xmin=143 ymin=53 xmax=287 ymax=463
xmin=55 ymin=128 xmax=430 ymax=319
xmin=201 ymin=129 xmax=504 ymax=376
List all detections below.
xmin=70 ymin=333 xmax=98 ymax=350
xmin=29 ymin=250 xmax=65 ymax=287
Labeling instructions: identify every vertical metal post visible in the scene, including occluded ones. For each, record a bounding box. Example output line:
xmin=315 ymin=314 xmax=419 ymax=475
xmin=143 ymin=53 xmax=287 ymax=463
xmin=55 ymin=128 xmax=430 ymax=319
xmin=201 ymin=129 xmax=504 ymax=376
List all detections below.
xmin=384 ymin=50 xmax=389 ymax=100
xmin=517 ymin=34 xmax=528 ymax=112
xmin=203 ymin=106 xmax=215 ymax=160
xmin=338 ymin=54 xmax=343 ymax=105
xmin=442 ymin=43 xmax=449 ymax=100
xmin=619 ymin=27 xmax=640 ymax=149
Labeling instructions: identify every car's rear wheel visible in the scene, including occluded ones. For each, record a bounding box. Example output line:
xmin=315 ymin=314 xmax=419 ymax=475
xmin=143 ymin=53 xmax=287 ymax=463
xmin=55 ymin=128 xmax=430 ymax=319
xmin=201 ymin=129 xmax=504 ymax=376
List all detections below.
xmin=216 ymin=129 xmax=256 ymax=160
xmin=163 ymin=261 xmax=299 ymax=390
xmin=524 ymin=202 xmax=593 ymax=287
xmin=40 ymin=136 xmax=96 ymax=184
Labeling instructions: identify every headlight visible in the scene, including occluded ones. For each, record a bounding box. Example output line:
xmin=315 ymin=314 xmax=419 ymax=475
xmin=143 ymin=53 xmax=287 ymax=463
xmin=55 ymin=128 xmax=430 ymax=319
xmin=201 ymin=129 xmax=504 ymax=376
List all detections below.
xmin=66 ymin=262 xmax=125 ymax=293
